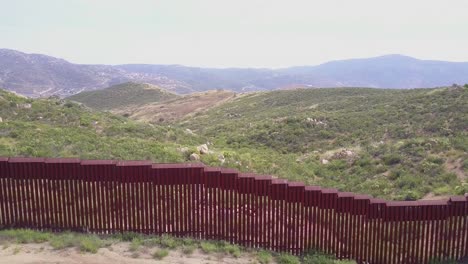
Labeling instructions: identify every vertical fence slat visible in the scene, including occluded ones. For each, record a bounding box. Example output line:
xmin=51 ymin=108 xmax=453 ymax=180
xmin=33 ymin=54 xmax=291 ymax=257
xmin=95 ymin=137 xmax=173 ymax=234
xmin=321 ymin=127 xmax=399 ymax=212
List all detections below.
xmin=0 ymin=158 xmax=9 ymax=227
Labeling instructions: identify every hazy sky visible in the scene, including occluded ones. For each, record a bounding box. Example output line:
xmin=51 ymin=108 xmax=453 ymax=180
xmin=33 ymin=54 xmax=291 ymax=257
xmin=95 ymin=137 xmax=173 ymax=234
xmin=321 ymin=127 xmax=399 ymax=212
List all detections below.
xmin=1 ymin=0 xmax=467 ymax=68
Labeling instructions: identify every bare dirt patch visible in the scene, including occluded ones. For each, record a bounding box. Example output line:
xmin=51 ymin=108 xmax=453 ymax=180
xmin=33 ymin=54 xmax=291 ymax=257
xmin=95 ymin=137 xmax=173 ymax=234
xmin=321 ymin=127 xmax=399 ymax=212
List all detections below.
xmin=0 ymin=242 xmax=261 ymax=264
xmin=115 ymin=90 xmax=236 ymax=124
xmin=445 ymin=158 xmax=466 ymax=182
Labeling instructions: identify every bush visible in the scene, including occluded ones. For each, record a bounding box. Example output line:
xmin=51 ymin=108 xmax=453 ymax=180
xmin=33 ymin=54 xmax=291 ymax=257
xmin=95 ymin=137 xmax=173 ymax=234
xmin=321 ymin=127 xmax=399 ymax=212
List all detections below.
xmin=49 ymin=233 xmax=77 ymax=249
xmin=0 ymin=229 xmax=51 ymax=244
xmin=200 ymin=241 xmax=218 ymax=254
xmin=79 ymin=236 xmax=102 ymax=253
xmin=160 ymin=235 xmax=178 ymax=249
xmin=276 ymin=253 xmax=300 ymax=264
xmin=382 ymin=153 xmax=402 ymax=165
xmin=303 ymin=250 xmax=336 ymax=264
xmin=129 ymin=238 xmax=142 ymax=252
xmin=118 ymin=232 xmax=142 ymax=242
xmin=153 ymin=249 xmax=169 ymax=260
xmin=257 ymin=250 xmax=272 ymax=264
xmin=223 ymin=243 xmax=241 ymax=257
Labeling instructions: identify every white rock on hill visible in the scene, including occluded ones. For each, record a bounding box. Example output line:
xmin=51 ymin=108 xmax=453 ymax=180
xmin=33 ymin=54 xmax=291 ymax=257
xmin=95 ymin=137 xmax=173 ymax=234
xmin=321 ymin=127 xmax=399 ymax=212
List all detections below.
xmin=17 ymin=103 xmax=32 ymax=109
xmin=189 ymin=153 xmax=200 ymax=161
xmin=197 ymin=144 xmax=209 ymax=154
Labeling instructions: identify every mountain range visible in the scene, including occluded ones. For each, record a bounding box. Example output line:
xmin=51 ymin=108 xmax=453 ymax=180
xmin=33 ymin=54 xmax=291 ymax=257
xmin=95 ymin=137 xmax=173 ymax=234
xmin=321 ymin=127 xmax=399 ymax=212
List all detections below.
xmin=2 ymin=48 xmax=468 ymax=97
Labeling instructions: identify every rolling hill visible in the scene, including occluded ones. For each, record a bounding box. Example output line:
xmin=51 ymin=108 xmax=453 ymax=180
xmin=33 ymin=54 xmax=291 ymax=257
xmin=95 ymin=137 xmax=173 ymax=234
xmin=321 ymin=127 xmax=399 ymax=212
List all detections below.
xmin=0 ymin=86 xmax=466 ymax=200
xmin=2 ymin=49 xmax=468 ymax=97
xmin=173 ymin=86 xmax=468 ymax=200
xmin=0 ymin=87 xmax=201 ymax=162
xmin=67 ymin=82 xmax=179 ymax=111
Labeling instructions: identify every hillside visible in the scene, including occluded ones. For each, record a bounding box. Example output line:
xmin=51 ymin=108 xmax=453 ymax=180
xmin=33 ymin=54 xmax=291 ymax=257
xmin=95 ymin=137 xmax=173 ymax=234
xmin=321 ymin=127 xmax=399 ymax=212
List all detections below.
xmin=0 ymin=87 xmax=466 ymax=201
xmin=0 ymin=88 xmax=201 ymax=161
xmin=3 ymin=49 xmax=468 ymax=97
xmin=175 ymin=87 xmax=468 ymax=200
xmin=112 ymin=89 xmax=236 ymax=123
xmin=67 ymin=82 xmax=178 ymax=111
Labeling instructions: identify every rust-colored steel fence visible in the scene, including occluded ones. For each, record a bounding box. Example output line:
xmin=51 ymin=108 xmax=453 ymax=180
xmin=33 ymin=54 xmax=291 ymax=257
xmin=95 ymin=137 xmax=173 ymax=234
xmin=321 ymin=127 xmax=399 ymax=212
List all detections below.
xmin=0 ymin=157 xmax=467 ymax=263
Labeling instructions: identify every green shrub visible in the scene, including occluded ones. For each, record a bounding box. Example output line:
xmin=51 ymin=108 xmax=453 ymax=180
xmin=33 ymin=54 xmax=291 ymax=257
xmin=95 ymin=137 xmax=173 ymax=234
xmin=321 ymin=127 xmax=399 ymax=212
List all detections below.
xmin=119 ymin=232 xmax=142 ymax=242
xmin=276 ymin=253 xmax=300 ymax=264
xmin=160 ymin=235 xmax=178 ymax=249
xmin=303 ymin=250 xmax=337 ymax=264
xmin=0 ymin=229 xmax=51 ymax=244
xmin=257 ymin=250 xmax=272 ymax=264
xmin=153 ymin=249 xmax=169 ymax=260
xmin=49 ymin=233 xmax=77 ymax=249
xmin=223 ymin=243 xmax=241 ymax=257
xmin=129 ymin=238 xmax=142 ymax=252
xmin=200 ymin=241 xmax=218 ymax=254
xmin=382 ymin=153 xmax=402 ymax=165
xmin=79 ymin=236 xmax=102 ymax=253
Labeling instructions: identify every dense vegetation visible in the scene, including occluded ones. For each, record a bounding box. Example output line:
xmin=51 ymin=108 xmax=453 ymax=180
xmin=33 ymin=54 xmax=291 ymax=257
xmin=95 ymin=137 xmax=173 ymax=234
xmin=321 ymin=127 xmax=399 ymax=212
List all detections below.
xmin=0 ymin=89 xmax=199 ymax=162
xmin=68 ymin=82 xmax=178 ymax=111
xmin=0 ymin=87 xmax=466 ymax=201
xmin=177 ymin=87 xmax=468 ymax=200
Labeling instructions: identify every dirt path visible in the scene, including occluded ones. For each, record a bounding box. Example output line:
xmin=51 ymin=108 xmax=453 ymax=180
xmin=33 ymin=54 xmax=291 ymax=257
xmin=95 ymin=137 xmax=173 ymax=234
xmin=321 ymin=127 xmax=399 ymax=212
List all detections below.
xmin=0 ymin=243 xmax=260 ymax=264
xmin=446 ymin=158 xmax=466 ymax=182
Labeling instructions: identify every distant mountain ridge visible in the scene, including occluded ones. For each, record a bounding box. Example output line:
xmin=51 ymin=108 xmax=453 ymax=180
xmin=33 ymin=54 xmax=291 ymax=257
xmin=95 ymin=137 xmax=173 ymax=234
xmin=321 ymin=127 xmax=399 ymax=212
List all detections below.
xmin=2 ymin=49 xmax=468 ymax=97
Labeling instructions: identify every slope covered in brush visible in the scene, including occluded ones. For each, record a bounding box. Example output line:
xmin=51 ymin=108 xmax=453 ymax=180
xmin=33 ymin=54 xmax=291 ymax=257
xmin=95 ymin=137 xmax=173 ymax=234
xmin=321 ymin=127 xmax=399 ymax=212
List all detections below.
xmin=0 ymin=88 xmax=198 ymax=161
xmin=177 ymin=87 xmax=468 ymax=200
xmin=68 ymin=82 xmax=178 ymax=111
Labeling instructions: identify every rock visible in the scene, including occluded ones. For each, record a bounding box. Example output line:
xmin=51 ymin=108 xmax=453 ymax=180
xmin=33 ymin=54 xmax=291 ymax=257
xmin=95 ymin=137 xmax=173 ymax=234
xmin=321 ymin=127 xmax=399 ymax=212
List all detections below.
xmin=189 ymin=153 xmax=200 ymax=161
xmin=321 ymin=159 xmax=329 ymax=165
xmin=218 ymin=154 xmax=225 ymax=164
xmin=178 ymin=147 xmax=189 ymax=153
xmin=306 ymin=117 xmax=326 ymax=126
xmin=0 ymin=117 xmax=2 ymax=123
xmin=185 ymin=128 xmax=194 ymax=135
xmin=17 ymin=103 xmax=32 ymax=109
xmin=197 ymin=144 xmax=209 ymax=154
xmin=331 ymin=149 xmax=357 ymax=160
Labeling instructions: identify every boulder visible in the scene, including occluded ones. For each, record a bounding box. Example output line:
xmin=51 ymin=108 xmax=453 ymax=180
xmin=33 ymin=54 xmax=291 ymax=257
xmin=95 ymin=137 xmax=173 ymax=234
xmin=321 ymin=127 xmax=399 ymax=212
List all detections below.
xmin=189 ymin=153 xmax=200 ymax=161
xmin=218 ymin=154 xmax=225 ymax=164
xmin=178 ymin=147 xmax=189 ymax=153
xmin=0 ymin=117 xmax=2 ymax=123
xmin=321 ymin=159 xmax=329 ymax=165
xmin=17 ymin=103 xmax=32 ymax=109
xmin=197 ymin=144 xmax=209 ymax=154
xmin=331 ymin=149 xmax=356 ymax=159
xmin=185 ymin=128 xmax=195 ymax=135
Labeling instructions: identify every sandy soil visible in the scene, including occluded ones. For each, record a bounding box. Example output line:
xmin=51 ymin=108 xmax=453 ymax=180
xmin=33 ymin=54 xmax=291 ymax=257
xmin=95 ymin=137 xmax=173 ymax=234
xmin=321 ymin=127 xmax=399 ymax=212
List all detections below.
xmin=0 ymin=242 xmax=261 ymax=264
xmin=114 ymin=90 xmax=236 ymax=124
